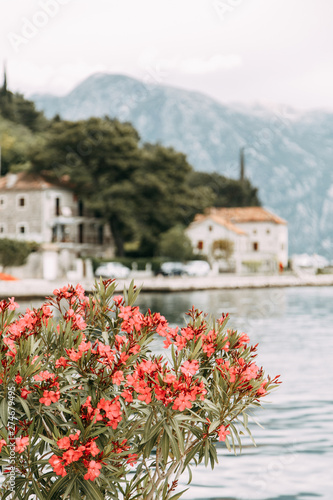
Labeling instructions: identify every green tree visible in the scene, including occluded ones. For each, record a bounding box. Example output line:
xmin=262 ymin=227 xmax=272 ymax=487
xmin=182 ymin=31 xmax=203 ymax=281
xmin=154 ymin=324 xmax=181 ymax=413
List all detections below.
xmin=188 ymin=171 xmax=260 ymax=207
xmin=29 ymin=119 xmax=214 ymax=256
xmin=158 ymin=224 xmax=194 ymax=261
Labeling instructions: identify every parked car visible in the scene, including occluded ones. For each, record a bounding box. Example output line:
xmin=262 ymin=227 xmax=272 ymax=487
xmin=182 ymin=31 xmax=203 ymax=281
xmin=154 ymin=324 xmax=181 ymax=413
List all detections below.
xmin=159 ymin=262 xmax=186 ymax=276
xmin=183 ymin=260 xmax=210 ymax=277
xmin=95 ymin=262 xmax=131 ymax=279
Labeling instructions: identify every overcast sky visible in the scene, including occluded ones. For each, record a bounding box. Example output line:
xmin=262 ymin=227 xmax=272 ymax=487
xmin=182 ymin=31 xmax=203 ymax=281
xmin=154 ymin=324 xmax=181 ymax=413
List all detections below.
xmin=1 ymin=0 xmax=333 ymax=111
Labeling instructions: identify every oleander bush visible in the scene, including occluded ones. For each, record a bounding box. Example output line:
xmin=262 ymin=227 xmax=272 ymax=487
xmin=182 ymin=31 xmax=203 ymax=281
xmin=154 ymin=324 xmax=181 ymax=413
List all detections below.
xmin=0 ymin=280 xmax=280 ymax=500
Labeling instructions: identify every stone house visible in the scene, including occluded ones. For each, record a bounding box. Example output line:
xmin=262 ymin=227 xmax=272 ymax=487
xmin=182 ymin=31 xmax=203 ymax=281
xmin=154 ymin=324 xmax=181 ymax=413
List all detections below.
xmin=0 ymin=172 xmax=113 ymax=278
xmin=186 ymin=207 xmax=288 ymax=273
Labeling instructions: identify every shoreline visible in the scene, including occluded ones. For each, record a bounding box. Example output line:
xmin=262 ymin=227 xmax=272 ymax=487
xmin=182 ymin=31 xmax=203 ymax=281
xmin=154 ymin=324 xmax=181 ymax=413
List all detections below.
xmin=1 ymin=272 xmax=333 ymax=299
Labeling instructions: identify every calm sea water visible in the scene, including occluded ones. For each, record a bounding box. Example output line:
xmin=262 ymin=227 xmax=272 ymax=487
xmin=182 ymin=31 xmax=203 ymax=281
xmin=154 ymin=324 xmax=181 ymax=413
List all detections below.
xmin=16 ymin=286 xmax=333 ymax=500
xmin=135 ymin=286 xmax=333 ymax=500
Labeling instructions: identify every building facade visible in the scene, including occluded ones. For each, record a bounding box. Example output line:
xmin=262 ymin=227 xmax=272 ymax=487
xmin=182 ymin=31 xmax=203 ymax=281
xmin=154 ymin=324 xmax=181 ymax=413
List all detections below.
xmin=186 ymin=207 xmax=288 ymax=273
xmin=0 ymin=172 xmax=113 ymax=278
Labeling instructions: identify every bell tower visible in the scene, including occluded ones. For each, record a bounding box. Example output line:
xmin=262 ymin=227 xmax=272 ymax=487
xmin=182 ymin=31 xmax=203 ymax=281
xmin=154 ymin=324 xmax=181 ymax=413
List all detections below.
xmin=240 ymin=146 xmax=245 ymax=182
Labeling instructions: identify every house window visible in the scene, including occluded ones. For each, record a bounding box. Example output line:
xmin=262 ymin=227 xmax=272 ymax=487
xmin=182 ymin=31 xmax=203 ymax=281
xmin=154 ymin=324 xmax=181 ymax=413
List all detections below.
xmin=253 ymin=229 xmax=257 ymax=234
xmin=17 ymin=196 xmax=26 ymax=208
xmin=208 ymin=225 xmax=213 ymax=232
xmin=98 ymin=225 xmax=104 ymax=245
xmin=281 ymin=243 xmax=284 ymax=250
xmin=197 ymin=241 xmax=203 ymax=250
xmin=55 ymin=197 xmax=60 ymax=216
xmin=78 ymin=200 xmax=84 ymax=217
xmin=0 ymin=196 xmax=5 ymax=208
xmin=253 ymin=242 xmax=259 ymax=251
xmin=78 ymin=223 xmax=84 ymax=244
xmin=0 ymin=224 xmax=5 ymax=234
xmin=17 ymin=223 xmax=28 ymax=235
xmin=266 ymin=229 xmax=270 ymax=234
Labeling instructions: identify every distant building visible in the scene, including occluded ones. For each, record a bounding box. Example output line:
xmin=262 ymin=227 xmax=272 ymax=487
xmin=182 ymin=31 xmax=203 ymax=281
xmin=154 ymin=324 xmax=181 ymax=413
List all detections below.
xmin=186 ymin=206 xmax=288 ymax=273
xmin=0 ymin=172 xmax=113 ymax=278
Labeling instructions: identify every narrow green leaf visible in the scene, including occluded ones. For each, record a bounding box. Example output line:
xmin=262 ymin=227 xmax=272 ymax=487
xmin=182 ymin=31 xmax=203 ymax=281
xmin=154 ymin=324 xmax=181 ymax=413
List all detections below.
xmin=161 ymin=429 xmax=170 ymax=464
xmin=168 ymin=488 xmax=189 ymax=500
xmin=163 ymin=423 xmax=180 ymax=461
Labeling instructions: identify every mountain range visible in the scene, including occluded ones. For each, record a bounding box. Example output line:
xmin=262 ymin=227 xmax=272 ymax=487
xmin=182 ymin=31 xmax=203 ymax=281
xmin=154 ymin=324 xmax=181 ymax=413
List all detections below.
xmin=32 ymin=73 xmax=333 ymax=260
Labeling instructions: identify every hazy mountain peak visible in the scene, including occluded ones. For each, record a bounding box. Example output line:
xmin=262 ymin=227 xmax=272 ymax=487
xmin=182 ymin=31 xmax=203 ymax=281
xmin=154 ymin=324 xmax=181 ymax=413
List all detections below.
xmin=32 ymin=72 xmax=333 ymax=259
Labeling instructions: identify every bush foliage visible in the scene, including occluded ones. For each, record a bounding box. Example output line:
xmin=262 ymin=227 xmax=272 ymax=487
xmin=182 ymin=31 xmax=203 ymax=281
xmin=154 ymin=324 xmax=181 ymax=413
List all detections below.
xmin=0 ymin=239 xmax=38 ymax=270
xmin=0 ymin=280 xmax=280 ymax=499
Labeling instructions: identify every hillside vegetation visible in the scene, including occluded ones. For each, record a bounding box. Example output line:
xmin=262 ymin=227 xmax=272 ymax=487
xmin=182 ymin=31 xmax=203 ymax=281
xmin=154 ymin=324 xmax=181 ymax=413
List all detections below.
xmin=0 ymin=81 xmax=260 ymax=257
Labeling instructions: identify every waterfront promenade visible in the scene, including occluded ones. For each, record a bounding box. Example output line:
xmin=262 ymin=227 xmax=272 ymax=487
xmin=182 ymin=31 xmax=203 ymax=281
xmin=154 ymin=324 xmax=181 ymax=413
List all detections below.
xmin=1 ymin=272 xmax=333 ymax=299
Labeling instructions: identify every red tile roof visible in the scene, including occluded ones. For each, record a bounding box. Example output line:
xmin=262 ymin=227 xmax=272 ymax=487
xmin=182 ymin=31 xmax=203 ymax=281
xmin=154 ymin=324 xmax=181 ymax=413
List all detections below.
xmin=193 ymin=213 xmax=247 ymax=235
xmin=0 ymin=172 xmax=70 ymax=191
xmin=206 ymin=207 xmax=287 ymax=225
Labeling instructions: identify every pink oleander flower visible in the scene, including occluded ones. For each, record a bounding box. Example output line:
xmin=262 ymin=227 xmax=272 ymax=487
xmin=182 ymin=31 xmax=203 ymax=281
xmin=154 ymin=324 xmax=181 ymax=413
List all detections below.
xmin=55 ymin=357 xmax=69 ymax=368
xmin=217 ymin=425 xmax=230 ymax=442
xmin=84 ymin=460 xmax=102 ymax=481
xmin=172 ymin=394 xmax=193 ymax=411
xmin=15 ymin=436 xmax=29 ymax=453
xmin=39 ymin=390 xmax=60 ymax=406
xmin=112 ymin=370 xmax=124 ymax=385
xmin=181 ymin=360 xmax=199 ymax=377
xmin=62 ymin=446 xmax=85 ymax=465
xmin=113 ymin=295 xmax=123 ymax=306
xmin=8 ymin=297 xmax=19 ymax=311
xmin=21 ymin=388 xmax=32 ymax=399
xmin=84 ymin=440 xmax=100 ymax=457
xmin=34 ymin=371 xmax=55 ymax=382
xmin=49 ymin=455 xmax=67 ymax=477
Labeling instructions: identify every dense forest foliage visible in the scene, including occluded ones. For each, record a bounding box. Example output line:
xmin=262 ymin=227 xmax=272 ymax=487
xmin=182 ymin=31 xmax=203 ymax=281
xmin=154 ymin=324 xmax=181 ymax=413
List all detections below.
xmin=0 ymin=78 xmax=260 ymax=257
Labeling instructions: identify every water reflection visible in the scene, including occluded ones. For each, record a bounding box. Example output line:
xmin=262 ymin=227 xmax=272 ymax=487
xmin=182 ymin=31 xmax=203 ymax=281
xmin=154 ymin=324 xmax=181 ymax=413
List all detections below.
xmin=136 ymin=288 xmax=286 ymax=333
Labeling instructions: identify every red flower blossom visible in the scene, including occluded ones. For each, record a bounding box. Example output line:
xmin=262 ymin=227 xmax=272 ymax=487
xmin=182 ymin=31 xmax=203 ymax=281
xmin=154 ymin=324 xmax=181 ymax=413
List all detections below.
xmin=49 ymin=455 xmax=67 ymax=477
xmin=39 ymin=390 xmax=60 ymax=406
xmin=84 ymin=460 xmax=102 ymax=481
xmin=181 ymin=360 xmax=199 ymax=377
xmin=21 ymin=388 xmax=32 ymax=399
xmin=217 ymin=425 xmax=230 ymax=442
xmin=15 ymin=436 xmax=29 ymax=453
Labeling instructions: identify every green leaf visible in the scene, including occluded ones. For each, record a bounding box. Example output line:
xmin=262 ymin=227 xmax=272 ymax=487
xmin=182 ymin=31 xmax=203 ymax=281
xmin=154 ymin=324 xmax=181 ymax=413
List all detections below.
xmin=170 ymin=417 xmax=184 ymax=454
xmin=163 ymin=423 xmax=180 ymax=461
xmin=48 ymin=474 xmax=72 ymax=500
xmin=32 ymin=478 xmax=47 ymax=500
xmin=168 ymin=488 xmax=189 ymax=500
xmin=0 ymin=397 xmax=8 ymax=425
xmin=18 ymin=396 xmax=31 ymax=420
xmin=186 ymin=464 xmax=193 ymax=485
xmin=78 ymin=476 xmax=105 ymax=500
xmin=161 ymin=428 xmax=170 ymax=463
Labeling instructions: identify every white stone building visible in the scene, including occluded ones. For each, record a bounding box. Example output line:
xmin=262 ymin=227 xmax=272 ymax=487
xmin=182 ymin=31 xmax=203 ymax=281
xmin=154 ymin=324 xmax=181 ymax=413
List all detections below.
xmin=186 ymin=207 xmax=288 ymax=273
xmin=0 ymin=172 xmax=112 ymax=279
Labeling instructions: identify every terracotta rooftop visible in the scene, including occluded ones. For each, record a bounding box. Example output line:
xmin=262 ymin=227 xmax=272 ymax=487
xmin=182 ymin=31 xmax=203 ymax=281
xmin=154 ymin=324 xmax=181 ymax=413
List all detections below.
xmin=206 ymin=207 xmax=287 ymax=225
xmin=193 ymin=213 xmax=247 ymax=235
xmin=0 ymin=172 xmax=69 ymax=191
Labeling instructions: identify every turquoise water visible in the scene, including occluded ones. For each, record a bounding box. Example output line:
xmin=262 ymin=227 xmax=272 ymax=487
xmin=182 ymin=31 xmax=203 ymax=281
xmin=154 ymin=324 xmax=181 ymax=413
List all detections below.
xmin=135 ymin=287 xmax=333 ymax=500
